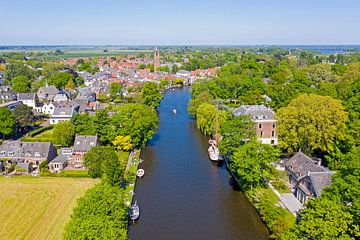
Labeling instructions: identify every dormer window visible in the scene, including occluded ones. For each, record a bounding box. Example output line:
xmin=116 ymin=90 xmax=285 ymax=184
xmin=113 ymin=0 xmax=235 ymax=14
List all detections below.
xmin=76 ymin=141 xmax=80 ymax=145
xmin=90 ymin=142 xmax=94 ymax=146
xmin=8 ymin=151 xmax=15 ymax=156
xmin=34 ymin=152 xmax=40 ymax=157
xmin=0 ymin=151 xmax=5 ymax=156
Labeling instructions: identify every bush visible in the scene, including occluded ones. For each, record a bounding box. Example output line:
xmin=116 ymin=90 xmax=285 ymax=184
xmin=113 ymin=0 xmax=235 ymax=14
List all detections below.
xmin=40 ymin=170 xmax=90 ymax=178
xmin=28 ymin=125 xmax=54 ymax=137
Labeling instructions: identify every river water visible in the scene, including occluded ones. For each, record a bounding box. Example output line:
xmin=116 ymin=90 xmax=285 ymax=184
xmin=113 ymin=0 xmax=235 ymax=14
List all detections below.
xmin=128 ymin=87 xmax=269 ymax=240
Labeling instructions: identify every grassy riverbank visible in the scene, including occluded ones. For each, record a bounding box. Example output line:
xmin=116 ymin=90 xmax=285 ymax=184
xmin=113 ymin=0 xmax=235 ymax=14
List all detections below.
xmin=0 ymin=177 xmax=98 ymax=240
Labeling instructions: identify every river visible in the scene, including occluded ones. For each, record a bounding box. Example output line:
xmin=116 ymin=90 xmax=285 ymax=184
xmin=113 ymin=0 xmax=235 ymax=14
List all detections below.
xmin=128 ymin=87 xmax=269 ymax=240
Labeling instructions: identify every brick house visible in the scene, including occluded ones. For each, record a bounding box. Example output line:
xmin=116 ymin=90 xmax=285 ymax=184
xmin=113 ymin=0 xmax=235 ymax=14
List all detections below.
xmin=232 ymin=105 xmax=278 ymax=145
xmin=69 ymin=135 xmax=99 ymax=169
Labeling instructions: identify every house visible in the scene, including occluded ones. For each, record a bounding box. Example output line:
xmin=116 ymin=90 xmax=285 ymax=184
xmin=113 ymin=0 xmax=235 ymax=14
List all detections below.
xmin=50 ymin=106 xmax=78 ymax=124
xmin=40 ymin=101 xmax=60 ymax=116
xmin=0 ymin=86 xmax=17 ymax=102
xmin=70 ymin=135 xmax=99 ymax=169
xmin=285 ymin=151 xmax=335 ymax=203
xmin=37 ymin=85 xmax=59 ymax=101
xmin=0 ymin=141 xmax=57 ymax=168
xmin=0 ymin=101 xmax=21 ymax=111
xmin=49 ymin=148 xmax=72 ymax=172
xmin=54 ymin=91 xmax=69 ymax=102
xmin=17 ymin=93 xmax=37 ymax=109
xmin=232 ymin=105 xmax=278 ymax=145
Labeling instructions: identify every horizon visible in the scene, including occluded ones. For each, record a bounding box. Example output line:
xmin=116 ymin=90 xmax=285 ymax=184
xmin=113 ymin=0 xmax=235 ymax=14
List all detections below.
xmin=1 ymin=0 xmax=360 ymax=45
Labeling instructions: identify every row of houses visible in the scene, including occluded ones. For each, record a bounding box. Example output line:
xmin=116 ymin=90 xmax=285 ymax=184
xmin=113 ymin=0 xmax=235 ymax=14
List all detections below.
xmin=0 ymin=135 xmax=99 ymax=173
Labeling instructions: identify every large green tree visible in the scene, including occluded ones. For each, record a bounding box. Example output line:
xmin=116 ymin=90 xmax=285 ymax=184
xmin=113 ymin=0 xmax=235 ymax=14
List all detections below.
xmin=231 ymin=140 xmax=280 ymax=191
xmin=63 ymin=184 xmax=128 ymax=240
xmin=188 ymin=91 xmax=213 ymax=117
xmin=219 ymin=115 xmax=256 ymax=157
xmin=141 ymin=82 xmax=162 ymax=108
xmin=111 ymin=103 xmax=158 ymax=146
xmin=47 ymin=72 xmax=74 ymax=89
xmin=11 ymin=75 xmax=32 ymax=93
xmin=0 ymin=107 xmax=16 ymax=139
xmin=52 ymin=121 xmax=75 ymax=146
xmin=84 ymin=146 xmax=123 ymax=186
xmin=277 ymin=94 xmax=347 ymax=154
xmin=109 ymin=82 xmax=123 ymax=99
xmin=196 ymin=103 xmax=228 ymax=135
xmin=13 ymin=104 xmax=35 ymax=129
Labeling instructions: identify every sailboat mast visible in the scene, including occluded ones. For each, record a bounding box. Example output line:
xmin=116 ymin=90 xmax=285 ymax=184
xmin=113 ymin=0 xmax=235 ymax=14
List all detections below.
xmin=215 ymin=105 xmax=219 ymax=145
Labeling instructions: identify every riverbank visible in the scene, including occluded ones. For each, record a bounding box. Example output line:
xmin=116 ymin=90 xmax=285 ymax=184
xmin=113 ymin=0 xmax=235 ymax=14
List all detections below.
xmin=224 ymin=157 xmax=295 ymax=239
xmin=124 ymin=149 xmax=141 ymax=209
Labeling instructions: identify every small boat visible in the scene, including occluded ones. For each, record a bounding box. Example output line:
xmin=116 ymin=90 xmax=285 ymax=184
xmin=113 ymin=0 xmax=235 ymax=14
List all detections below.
xmin=172 ymin=109 xmax=177 ymax=114
xmin=208 ymin=144 xmax=223 ymax=162
xmin=130 ymin=201 xmax=140 ymax=222
xmin=136 ymin=169 xmax=145 ymax=178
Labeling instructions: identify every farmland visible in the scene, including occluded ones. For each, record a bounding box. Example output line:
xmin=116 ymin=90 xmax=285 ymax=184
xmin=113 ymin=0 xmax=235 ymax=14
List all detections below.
xmin=0 ymin=177 xmax=99 ymax=240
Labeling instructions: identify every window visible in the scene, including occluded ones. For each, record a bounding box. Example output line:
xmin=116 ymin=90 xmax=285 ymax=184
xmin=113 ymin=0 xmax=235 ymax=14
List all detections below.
xmin=34 ymin=152 xmax=40 ymax=157
xmin=260 ymin=131 xmax=263 ymax=137
xmin=273 ymin=123 xmax=276 ymax=128
xmin=8 ymin=151 xmax=15 ymax=156
xmin=0 ymin=151 xmax=5 ymax=156
xmin=271 ymin=140 xmax=275 ymax=145
xmin=258 ymin=123 xmax=262 ymax=129
xmin=272 ymin=131 xmax=275 ymax=137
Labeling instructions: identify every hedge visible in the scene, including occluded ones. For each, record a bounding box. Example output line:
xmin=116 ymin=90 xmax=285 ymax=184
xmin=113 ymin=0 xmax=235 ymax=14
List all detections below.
xmin=40 ymin=170 xmax=90 ymax=178
xmin=28 ymin=125 xmax=54 ymax=137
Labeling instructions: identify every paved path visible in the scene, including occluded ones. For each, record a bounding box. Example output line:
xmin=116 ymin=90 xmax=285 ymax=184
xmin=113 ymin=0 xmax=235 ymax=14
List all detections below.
xmin=268 ymin=182 xmax=303 ymax=215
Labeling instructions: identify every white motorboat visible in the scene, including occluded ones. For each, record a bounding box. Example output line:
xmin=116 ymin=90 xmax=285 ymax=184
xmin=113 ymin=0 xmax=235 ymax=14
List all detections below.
xmin=172 ymin=109 xmax=177 ymax=114
xmin=136 ymin=169 xmax=145 ymax=178
xmin=130 ymin=201 xmax=140 ymax=222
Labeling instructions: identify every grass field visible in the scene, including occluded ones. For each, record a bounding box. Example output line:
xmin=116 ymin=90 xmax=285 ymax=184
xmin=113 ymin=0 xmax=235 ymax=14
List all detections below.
xmin=0 ymin=177 xmax=99 ymax=240
xmin=22 ymin=129 xmax=54 ymax=143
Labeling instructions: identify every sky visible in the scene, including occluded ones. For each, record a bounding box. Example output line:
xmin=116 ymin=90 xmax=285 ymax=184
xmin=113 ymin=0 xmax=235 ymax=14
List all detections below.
xmin=1 ymin=0 xmax=360 ymax=45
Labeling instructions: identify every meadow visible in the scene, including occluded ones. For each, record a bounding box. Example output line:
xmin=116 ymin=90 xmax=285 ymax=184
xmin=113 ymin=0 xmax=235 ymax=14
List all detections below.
xmin=0 ymin=177 xmax=99 ymax=240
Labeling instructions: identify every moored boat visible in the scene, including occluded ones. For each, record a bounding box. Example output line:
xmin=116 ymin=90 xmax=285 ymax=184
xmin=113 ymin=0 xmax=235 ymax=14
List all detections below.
xmin=136 ymin=169 xmax=145 ymax=178
xmin=130 ymin=201 xmax=140 ymax=222
xmin=173 ymin=109 xmax=177 ymax=114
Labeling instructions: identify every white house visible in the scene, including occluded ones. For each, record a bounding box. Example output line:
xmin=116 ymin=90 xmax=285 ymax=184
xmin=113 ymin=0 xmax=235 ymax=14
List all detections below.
xmin=17 ymin=93 xmax=37 ymax=109
xmin=50 ymin=106 xmax=78 ymax=124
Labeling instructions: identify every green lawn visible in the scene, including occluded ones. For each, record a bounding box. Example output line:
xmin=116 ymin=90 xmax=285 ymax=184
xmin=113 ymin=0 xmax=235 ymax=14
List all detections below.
xmin=22 ymin=129 xmax=54 ymax=143
xmin=0 ymin=177 xmax=99 ymax=240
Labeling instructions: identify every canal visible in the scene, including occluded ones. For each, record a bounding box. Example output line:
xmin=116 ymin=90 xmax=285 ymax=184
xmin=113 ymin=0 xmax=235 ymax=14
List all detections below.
xmin=128 ymin=87 xmax=269 ymax=240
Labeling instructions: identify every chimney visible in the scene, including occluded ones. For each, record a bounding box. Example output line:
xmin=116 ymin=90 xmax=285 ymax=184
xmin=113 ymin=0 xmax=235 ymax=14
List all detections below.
xmin=317 ymin=159 xmax=322 ymax=166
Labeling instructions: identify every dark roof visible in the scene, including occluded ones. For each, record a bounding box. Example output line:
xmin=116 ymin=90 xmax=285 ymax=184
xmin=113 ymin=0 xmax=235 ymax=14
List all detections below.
xmin=0 ymin=141 xmax=55 ymax=159
xmin=53 ymin=106 xmax=74 ymax=116
xmin=309 ymin=172 xmax=334 ymax=197
xmin=18 ymin=93 xmax=36 ymax=100
xmin=232 ymin=105 xmax=275 ymax=120
xmin=73 ymin=135 xmax=99 ymax=152
xmin=285 ymin=151 xmax=327 ymax=177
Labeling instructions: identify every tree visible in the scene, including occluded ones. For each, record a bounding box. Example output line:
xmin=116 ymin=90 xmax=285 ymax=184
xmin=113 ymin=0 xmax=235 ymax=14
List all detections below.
xmin=84 ymin=146 xmax=123 ymax=186
xmin=4 ymin=62 xmax=35 ymax=81
xmin=188 ymin=91 xmax=213 ymax=117
xmin=277 ymin=94 xmax=347 ymax=154
xmin=196 ymin=103 xmax=228 ymax=135
xmin=74 ymin=76 xmax=84 ymax=86
xmin=141 ymin=82 xmax=162 ymax=108
xmin=231 ymin=140 xmax=280 ymax=191
xmin=52 ymin=121 xmax=75 ymax=146
xmin=112 ymin=135 xmax=132 ymax=151
xmin=13 ymin=104 xmax=34 ymax=129
xmin=109 ymin=82 xmax=123 ymax=99
xmin=219 ymin=115 xmax=256 ymax=156
xmin=63 ymin=184 xmax=128 ymax=240
xmin=111 ymin=104 xmax=158 ymax=147
xmin=0 ymin=107 xmax=16 ymax=139
xmin=65 ymin=79 xmax=75 ymax=89
xmin=71 ymin=113 xmax=96 ymax=135
xmin=290 ymin=198 xmax=354 ymax=240
xmin=11 ymin=75 xmax=31 ymax=93
xmin=48 ymin=72 xmax=74 ymax=89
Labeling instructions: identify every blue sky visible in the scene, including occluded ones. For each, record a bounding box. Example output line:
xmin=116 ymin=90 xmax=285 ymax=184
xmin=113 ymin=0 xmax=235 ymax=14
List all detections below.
xmin=1 ymin=0 xmax=359 ymax=45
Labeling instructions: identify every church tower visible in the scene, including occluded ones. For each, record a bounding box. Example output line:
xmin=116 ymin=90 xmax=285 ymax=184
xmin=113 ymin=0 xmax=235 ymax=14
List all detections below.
xmin=153 ymin=46 xmax=160 ymax=72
